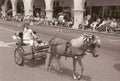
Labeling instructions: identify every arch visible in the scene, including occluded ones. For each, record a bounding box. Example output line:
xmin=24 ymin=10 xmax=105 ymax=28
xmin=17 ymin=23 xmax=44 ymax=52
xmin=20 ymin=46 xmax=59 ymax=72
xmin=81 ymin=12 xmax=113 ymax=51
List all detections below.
xmin=2 ymin=0 xmax=9 ymax=10
xmin=52 ymin=0 xmax=74 ymax=18
xmin=16 ymin=0 xmax=24 ymax=14
xmin=7 ymin=0 xmax=12 ymax=10
xmin=33 ymin=0 xmax=46 ymax=17
xmin=82 ymin=0 xmax=86 ymax=8
xmin=6 ymin=0 xmax=12 ymax=17
xmin=33 ymin=0 xmax=46 ymax=11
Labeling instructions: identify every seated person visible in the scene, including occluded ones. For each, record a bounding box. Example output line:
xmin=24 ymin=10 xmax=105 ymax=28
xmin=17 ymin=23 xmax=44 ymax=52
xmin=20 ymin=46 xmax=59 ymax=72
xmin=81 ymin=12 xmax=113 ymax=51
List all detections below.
xmin=23 ymin=23 xmax=37 ymax=46
xmin=16 ymin=20 xmax=30 ymax=44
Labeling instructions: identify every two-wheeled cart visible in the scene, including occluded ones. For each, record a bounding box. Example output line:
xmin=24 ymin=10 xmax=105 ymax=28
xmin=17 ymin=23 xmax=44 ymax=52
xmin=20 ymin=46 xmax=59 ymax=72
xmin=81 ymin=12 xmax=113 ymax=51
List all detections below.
xmin=13 ymin=34 xmax=49 ymax=66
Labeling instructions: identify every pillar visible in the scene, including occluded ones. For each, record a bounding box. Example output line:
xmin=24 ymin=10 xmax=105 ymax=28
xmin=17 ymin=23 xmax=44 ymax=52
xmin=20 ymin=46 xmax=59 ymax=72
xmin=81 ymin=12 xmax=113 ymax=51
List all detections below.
xmin=72 ymin=0 xmax=85 ymax=29
xmin=12 ymin=10 xmax=17 ymax=16
xmin=1 ymin=6 xmax=6 ymax=17
xmin=1 ymin=0 xmax=9 ymax=17
xmin=10 ymin=0 xmax=18 ymax=16
xmin=45 ymin=0 xmax=53 ymax=20
xmin=73 ymin=9 xmax=84 ymax=29
xmin=45 ymin=9 xmax=53 ymax=20
xmin=23 ymin=0 xmax=34 ymax=16
xmin=24 ymin=9 xmax=33 ymax=16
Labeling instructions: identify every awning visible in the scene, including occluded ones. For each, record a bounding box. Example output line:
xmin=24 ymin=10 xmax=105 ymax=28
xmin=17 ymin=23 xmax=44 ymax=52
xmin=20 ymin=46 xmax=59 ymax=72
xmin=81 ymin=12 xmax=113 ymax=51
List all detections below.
xmin=87 ymin=0 xmax=120 ymax=6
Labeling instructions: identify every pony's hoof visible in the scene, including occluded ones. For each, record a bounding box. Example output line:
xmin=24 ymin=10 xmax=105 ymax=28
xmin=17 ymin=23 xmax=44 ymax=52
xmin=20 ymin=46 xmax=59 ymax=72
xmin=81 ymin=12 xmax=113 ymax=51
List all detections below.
xmin=60 ymin=70 xmax=63 ymax=73
xmin=73 ymin=75 xmax=78 ymax=80
xmin=94 ymin=55 xmax=99 ymax=57
xmin=58 ymin=70 xmax=63 ymax=73
xmin=77 ymin=75 xmax=81 ymax=80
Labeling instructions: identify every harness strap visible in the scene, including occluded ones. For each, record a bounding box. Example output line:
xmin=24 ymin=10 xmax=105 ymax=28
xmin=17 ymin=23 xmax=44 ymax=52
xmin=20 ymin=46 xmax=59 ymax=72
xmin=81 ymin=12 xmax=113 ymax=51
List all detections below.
xmin=64 ymin=41 xmax=86 ymax=59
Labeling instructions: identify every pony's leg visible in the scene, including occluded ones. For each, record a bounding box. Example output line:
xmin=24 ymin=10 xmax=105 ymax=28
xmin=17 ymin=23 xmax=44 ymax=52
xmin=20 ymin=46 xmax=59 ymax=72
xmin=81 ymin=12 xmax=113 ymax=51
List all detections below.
xmin=77 ymin=56 xmax=84 ymax=79
xmin=73 ymin=58 xmax=77 ymax=80
xmin=45 ymin=53 xmax=53 ymax=70
xmin=55 ymin=55 xmax=62 ymax=73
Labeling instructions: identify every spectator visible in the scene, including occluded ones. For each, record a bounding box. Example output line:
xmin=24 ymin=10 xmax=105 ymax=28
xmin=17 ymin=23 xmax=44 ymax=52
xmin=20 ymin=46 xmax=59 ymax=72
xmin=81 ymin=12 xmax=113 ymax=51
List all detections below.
xmin=29 ymin=15 xmax=35 ymax=25
xmin=96 ymin=18 xmax=111 ymax=32
xmin=90 ymin=18 xmax=101 ymax=31
xmin=58 ymin=12 xmax=65 ymax=27
xmin=82 ymin=17 xmax=89 ymax=29
xmin=107 ymin=18 xmax=117 ymax=33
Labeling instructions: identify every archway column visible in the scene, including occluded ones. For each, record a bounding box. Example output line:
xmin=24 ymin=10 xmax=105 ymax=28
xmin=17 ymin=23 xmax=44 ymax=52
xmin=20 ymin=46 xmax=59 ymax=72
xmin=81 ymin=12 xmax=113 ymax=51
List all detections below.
xmin=73 ymin=9 xmax=84 ymax=29
xmin=1 ymin=0 xmax=9 ymax=17
xmin=10 ymin=0 xmax=18 ymax=16
xmin=45 ymin=0 xmax=53 ymax=20
xmin=24 ymin=9 xmax=33 ymax=16
xmin=1 ymin=6 xmax=6 ymax=17
xmin=12 ymin=10 xmax=17 ymax=16
xmin=45 ymin=9 xmax=53 ymax=20
xmin=23 ymin=0 xmax=34 ymax=16
xmin=72 ymin=0 xmax=85 ymax=29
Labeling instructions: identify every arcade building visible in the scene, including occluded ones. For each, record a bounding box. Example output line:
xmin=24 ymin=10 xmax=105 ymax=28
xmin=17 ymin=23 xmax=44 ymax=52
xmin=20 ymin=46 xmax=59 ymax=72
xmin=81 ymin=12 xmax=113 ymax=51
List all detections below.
xmin=0 ymin=0 xmax=120 ymax=29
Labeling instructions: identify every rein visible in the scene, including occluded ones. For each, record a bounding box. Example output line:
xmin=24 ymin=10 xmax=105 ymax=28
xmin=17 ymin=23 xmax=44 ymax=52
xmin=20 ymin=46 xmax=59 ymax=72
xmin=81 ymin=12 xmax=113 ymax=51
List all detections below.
xmin=49 ymin=27 xmax=61 ymax=43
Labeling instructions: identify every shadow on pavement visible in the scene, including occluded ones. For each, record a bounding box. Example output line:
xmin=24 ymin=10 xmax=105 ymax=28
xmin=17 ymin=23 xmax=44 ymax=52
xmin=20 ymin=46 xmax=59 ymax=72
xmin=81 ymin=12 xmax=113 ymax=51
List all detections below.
xmin=24 ymin=57 xmax=45 ymax=68
xmin=45 ymin=67 xmax=92 ymax=81
xmin=80 ymin=75 xmax=92 ymax=81
xmin=113 ymin=63 xmax=120 ymax=72
xmin=21 ymin=57 xmax=92 ymax=81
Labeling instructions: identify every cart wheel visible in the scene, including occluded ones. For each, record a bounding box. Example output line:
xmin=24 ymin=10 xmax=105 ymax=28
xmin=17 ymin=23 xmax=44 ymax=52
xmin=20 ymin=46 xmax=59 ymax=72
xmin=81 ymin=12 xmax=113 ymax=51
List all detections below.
xmin=14 ymin=48 xmax=24 ymax=66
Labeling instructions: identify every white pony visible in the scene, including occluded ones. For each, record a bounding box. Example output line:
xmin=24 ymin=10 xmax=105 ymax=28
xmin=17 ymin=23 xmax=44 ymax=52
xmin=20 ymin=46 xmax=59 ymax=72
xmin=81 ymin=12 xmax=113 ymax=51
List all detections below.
xmin=45 ymin=34 xmax=101 ymax=80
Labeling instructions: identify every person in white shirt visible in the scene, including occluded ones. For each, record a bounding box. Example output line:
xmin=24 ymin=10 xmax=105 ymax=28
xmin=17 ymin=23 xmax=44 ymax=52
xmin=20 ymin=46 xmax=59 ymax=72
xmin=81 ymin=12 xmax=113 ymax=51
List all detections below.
xmin=90 ymin=18 xmax=101 ymax=31
xmin=23 ymin=23 xmax=36 ymax=46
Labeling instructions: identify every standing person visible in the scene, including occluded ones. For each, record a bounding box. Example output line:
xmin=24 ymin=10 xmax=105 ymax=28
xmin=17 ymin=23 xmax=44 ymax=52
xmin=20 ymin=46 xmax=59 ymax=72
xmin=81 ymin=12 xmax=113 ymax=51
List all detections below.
xmin=57 ymin=12 xmax=65 ymax=31
xmin=82 ymin=17 xmax=89 ymax=29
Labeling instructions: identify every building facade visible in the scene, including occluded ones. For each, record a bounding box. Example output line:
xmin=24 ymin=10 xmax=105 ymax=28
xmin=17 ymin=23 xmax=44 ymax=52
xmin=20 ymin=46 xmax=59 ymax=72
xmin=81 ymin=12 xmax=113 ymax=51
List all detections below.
xmin=0 ymin=0 xmax=86 ymax=29
xmin=1 ymin=0 xmax=120 ymax=29
xmin=86 ymin=0 xmax=120 ymax=18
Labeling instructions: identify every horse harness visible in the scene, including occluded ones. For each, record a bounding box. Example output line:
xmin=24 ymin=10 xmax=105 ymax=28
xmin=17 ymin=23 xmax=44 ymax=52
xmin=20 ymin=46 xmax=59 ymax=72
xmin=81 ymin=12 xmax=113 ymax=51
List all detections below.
xmin=50 ymin=35 xmax=95 ymax=58
xmin=50 ymin=41 xmax=87 ymax=58
xmin=64 ymin=35 xmax=96 ymax=58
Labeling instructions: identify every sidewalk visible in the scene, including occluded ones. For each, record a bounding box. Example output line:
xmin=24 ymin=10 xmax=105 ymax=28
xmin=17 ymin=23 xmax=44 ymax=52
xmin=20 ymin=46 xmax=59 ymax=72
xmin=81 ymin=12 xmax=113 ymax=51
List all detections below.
xmin=0 ymin=19 xmax=120 ymax=37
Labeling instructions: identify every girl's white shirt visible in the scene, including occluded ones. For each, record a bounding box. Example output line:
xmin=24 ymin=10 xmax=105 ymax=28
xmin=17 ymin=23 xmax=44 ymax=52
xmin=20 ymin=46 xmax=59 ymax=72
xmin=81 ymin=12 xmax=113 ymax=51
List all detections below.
xmin=23 ymin=28 xmax=33 ymax=40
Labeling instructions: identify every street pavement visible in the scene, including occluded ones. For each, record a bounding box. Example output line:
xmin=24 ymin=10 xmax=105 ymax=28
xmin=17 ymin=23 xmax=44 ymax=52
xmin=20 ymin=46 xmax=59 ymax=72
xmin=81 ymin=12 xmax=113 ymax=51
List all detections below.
xmin=0 ymin=20 xmax=120 ymax=81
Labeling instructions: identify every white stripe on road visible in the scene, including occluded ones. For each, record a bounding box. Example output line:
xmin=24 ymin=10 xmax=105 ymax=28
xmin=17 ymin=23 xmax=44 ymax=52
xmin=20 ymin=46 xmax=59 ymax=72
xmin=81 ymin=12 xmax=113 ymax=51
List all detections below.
xmin=110 ymin=39 xmax=120 ymax=42
xmin=0 ymin=26 xmax=16 ymax=48
xmin=0 ymin=26 xmax=15 ymax=33
xmin=0 ymin=41 xmax=15 ymax=48
xmin=106 ymin=38 xmax=120 ymax=43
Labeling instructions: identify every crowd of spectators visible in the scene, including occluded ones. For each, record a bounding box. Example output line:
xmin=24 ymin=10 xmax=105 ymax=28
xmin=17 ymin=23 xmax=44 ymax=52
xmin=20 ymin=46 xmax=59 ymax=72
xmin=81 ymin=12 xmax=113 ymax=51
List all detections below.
xmin=81 ymin=15 xmax=120 ymax=34
xmin=0 ymin=11 xmax=74 ymax=28
xmin=0 ymin=11 xmax=120 ymax=34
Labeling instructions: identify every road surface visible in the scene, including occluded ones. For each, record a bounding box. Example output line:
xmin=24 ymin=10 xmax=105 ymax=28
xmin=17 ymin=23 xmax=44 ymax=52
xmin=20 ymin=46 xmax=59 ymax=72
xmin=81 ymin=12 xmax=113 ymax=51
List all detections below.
xmin=0 ymin=22 xmax=120 ymax=81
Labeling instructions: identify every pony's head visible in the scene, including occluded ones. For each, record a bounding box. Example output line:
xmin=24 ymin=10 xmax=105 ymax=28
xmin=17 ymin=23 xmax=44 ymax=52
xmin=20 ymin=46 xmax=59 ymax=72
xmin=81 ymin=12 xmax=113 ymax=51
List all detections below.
xmin=86 ymin=34 xmax=101 ymax=57
xmin=89 ymin=34 xmax=101 ymax=48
